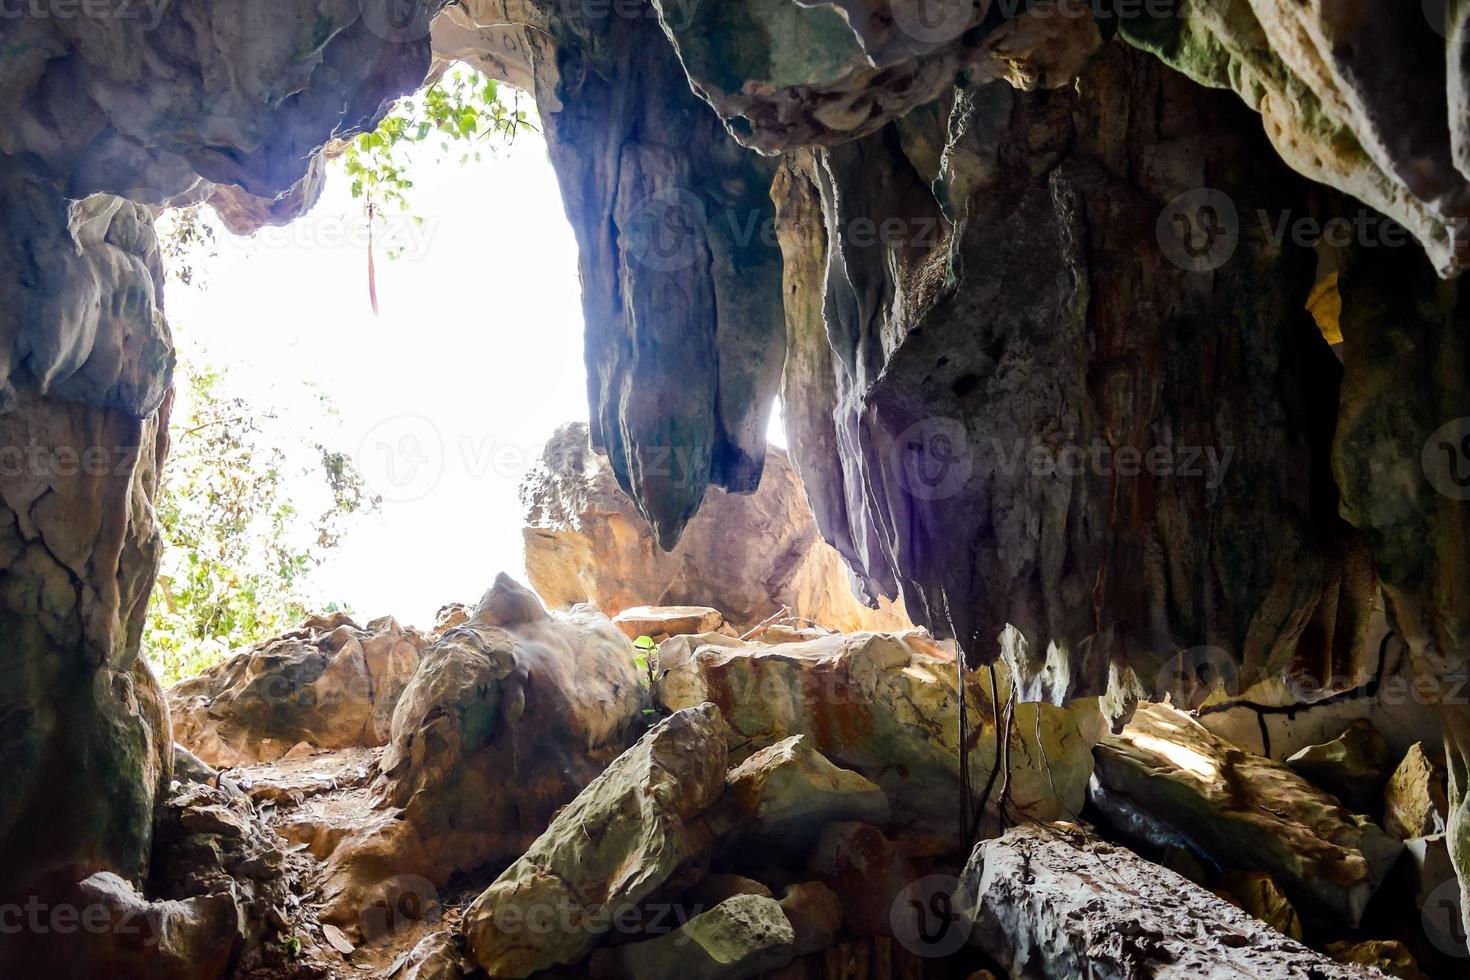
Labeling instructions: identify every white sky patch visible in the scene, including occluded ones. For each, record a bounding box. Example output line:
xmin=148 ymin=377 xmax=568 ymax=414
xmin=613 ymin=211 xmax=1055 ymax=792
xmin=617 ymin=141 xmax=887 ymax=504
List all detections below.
xmin=166 ymin=119 xmax=787 ymax=628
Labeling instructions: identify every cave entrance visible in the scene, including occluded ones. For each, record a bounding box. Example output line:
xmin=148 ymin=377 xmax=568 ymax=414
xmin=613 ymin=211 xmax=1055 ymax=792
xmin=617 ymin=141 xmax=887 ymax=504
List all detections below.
xmin=146 ymin=67 xmax=588 ymax=683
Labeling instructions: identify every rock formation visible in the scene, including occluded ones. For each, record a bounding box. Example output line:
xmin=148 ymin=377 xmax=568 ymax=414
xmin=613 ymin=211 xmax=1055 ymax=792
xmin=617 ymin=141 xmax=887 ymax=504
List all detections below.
xmin=522 ymin=422 xmax=909 ymax=633
xmin=4 ymin=0 xmax=1470 ymax=969
xmin=170 ymin=614 xmax=431 ymax=768
xmin=654 ymin=629 xmax=1104 ymax=840
xmin=1091 ymin=703 xmax=1402 ymax=928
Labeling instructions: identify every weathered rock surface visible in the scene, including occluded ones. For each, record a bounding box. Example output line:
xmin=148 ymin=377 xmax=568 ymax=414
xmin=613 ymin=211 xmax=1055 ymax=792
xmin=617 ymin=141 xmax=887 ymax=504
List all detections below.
xmin=614 ymin=605 xmax=727 ymax=642
xmin=522 ymin=422 xmax=909 ymax=632
xmin=806 ymin=821 xmax=913 ymax=939
xmin=169 ymin=614 xmax=431 ymax=768
xmin=1286 ymin=719 xmax=1392 ymax=813
xmin=318 ymin=575 xmax=644 ymax=929
xmin=0 ymin=387 xmax=172 ymax=902
xmin=1091 ymin=703 xmax=1402 ymax=927
xmin=463 ymin=702 xmax=728 ymax=978
xmin=656 ymin=629 xmax=1103 ymax=838
xmin=1385 ymin=742 xmax=1452 ymax=841
xmin=963 ymin=823 xmax=1385 ymax=978
xmin=712 ymin=735 xmax=889 ymax=840
xmin=616 ymin=892 xmax=798 ymax=980
xmin=1324 ymin=940 xmax=1429 ymax=980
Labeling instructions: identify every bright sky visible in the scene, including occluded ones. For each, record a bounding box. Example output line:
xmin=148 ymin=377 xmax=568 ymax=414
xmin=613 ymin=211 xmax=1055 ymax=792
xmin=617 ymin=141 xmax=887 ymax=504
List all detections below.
xmin=167 ymin=97 xmax=783 ymax=629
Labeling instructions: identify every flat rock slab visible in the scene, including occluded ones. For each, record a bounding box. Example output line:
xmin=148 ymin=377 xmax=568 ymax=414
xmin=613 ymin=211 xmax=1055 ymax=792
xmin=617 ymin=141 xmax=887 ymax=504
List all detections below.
xmin=615 ymin=605 xmax=726 ymax=641
xmin=963 ymin=823 xmax=1387 ymax=979
xmin=1091 ymin=703 xmax=1401 ymax=927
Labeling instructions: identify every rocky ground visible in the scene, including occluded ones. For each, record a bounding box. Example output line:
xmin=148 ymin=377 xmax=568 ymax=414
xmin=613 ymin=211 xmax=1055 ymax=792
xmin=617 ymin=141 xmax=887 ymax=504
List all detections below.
xmin=125 ymin=571 xmax=1465 ymax=980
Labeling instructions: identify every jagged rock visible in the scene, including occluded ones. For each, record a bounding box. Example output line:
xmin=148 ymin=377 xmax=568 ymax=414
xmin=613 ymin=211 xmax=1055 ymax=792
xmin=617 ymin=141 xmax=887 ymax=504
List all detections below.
xmin=1403 ymin=834 xmax=1460 ymax=913
xmin=0 ymin=388 xmax=172 ymax=901
xmin=1384 ymin=742 xmax=1451 ymax=840
xmin=777 ymin=882 xmax=842 ymax=957
xmin=963 ymin=823 xmax=1385 ymax=978
xmin=1120 ymin=0 xmax=1470 ymax=276
xmin=711 ymin=735 xmax=890 ymax=840
xmin=1213 ymin=871 xmax=1303 ymax=941
xmin=0 ymin=870 xmax=238 ymax=979
xmin=169 ymin=615 xmax=431 ymax=768
xmin=463 ymin=703 xmax=729 ymax=978
xmin=316 ymin=575 xmax=643 ymax=930
xmin=655 ymin=630 xmax=1103 ymax=839
xmin=173 ymin=744 xmax=219 ymax=786
xmin=522 ymin=422 xmax=909 ymax=632
xmin=1091 ymin=702 xmax=1401 ymax=927
xmin=806 ymin=822 xmax=912 ymax=939
xmin=399 ymin=930 xmax=468 ymax=980
xmin=1285 ymin=719 xmax=1392 ymax=813
xmin=614 ymin=605 xmax=726 ymax=642
xmin=616 ymin=893 xmax=797 ymax=980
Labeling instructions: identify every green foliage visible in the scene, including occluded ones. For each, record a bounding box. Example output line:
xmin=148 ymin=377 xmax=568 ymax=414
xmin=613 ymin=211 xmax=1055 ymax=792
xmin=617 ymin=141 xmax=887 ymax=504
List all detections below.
xmin=632 ymin=635 xmax=659 ymax=688
xmin=144 ymin=361 xmax=378 ymax=686
xmin=342 ymin=64 xmax=533 ymax=218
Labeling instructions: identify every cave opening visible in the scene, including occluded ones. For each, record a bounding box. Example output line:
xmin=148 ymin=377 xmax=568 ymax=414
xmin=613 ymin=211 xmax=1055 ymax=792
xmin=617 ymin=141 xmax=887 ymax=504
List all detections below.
xmin=3 ymin=2 xmax=1470 ymax=977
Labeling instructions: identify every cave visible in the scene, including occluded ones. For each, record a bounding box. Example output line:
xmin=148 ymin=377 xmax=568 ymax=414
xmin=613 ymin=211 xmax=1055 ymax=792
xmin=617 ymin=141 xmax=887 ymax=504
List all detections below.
xmin=2 ymin=1 xmax=1469 ymax=977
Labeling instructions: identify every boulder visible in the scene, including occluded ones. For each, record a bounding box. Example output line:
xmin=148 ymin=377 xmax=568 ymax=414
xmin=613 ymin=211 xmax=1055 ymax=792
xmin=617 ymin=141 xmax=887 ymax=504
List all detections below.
xmin=1384 ymin=743 xmax=1451 ymax=840
xmin=1213 ymin=872 xmax=1303 ymax=941
xmin=963 ymin=823 xmax=1386 ymax=978
xmin=1091 ymin=702 xmax=1401 ymax=928
xmin=1285 ymin=720 xmax=1392 ymax=813
xmin=169 ymin=615 xmax=431 ymax=767
xmin=711 ymin=735 xmax=889 ymax=840
xmin=463 ymin=703 xmax=729 ymax=978
xmin=614 ymin=605 xmax=726 ymax=642
xmin=615 ymin=893 xmax=798 ymax=980
xmin=521 ymin=423 xmax=910 ymax=633
xmin=806 ymin=822 xmax=913 ymax=938
xmin=318 ymin=575 xmax=645 ymax=928
xmin=655 ymin=630 xmax=1103 ymax=839
xmin=776 ymin=882 xmax=842 ymax=957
